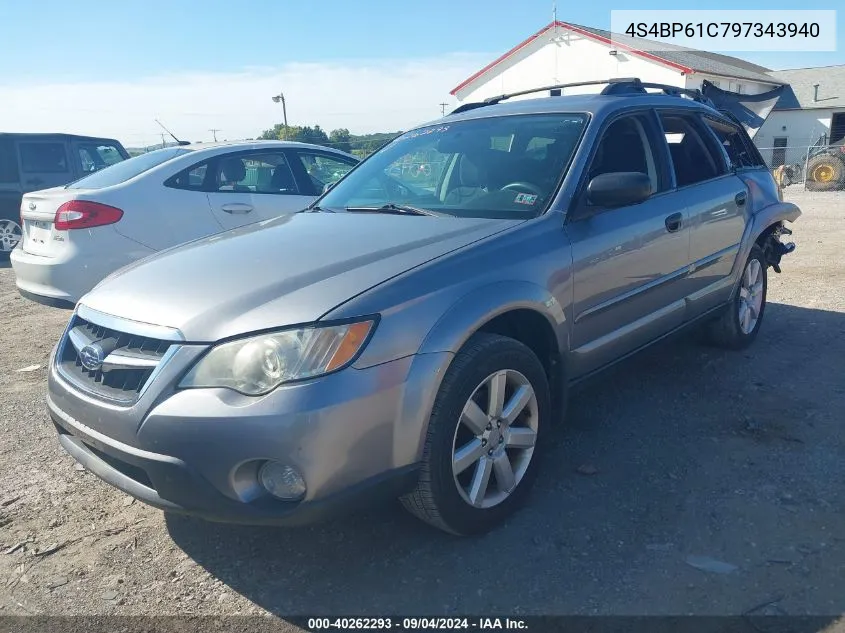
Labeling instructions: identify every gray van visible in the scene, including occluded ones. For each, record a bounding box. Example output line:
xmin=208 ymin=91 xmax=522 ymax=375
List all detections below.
xmin=0 ymin=133 xmax=129 ymax=256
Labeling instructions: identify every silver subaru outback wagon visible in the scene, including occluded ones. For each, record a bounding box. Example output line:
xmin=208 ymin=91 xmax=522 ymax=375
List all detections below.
xmin=46 ymin=79 xmax=799 ymax=535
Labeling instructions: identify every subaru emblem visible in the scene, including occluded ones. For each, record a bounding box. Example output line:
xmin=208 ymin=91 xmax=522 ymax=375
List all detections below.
xmin=28 ymin=202 xmax=36 ymax=211
xmin=79 ymin=343 xmax=105 ymax=372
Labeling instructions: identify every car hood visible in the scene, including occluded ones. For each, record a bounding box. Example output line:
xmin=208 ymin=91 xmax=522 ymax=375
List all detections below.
xmin=80 ymin=212 xmax=515 ymax=341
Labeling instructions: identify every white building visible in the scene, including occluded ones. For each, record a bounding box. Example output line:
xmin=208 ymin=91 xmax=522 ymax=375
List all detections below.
xmin=450 ymin=22 xmax=845 ymax=167
xmin=451 ymin=22 xmax=783 ymax=103
xmin=754 ymin=65 xmax=845 ymax=167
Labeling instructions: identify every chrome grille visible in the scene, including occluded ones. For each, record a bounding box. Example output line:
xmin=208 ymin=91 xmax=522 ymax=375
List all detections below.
xmin=57 ymin=315 xmax=173 ymax=404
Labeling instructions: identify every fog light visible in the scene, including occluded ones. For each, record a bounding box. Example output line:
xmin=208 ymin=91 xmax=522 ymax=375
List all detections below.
xmin=259 ymin=462 xmax=306 ymax=501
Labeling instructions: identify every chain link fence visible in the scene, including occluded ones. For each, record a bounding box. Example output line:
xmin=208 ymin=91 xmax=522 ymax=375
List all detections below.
xmin=757 ymin=142 xmax=845 ymax=192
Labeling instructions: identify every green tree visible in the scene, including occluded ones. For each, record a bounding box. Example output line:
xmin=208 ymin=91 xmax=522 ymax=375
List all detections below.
xmin=329 ymin=128 xmax=352 ymax=153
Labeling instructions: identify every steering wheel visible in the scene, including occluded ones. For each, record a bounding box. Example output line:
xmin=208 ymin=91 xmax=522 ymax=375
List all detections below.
xmin=500 ymin=182 xmax=543 ymax=196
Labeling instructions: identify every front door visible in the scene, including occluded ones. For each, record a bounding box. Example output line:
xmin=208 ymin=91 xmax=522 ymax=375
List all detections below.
xmin=565 ymin=111 xmax=691 ymax=378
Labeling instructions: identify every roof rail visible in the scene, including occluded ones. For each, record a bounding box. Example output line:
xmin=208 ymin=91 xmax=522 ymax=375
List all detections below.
xmin=449 ymin=77 xmax=716 ymax=115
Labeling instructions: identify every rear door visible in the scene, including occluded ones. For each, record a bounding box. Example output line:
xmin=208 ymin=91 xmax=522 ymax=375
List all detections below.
xmin=204 ymin=150 xmax=315 ymax=230
xmin=15 ymin=138 xmax=74 ymax=192
xmin=656 ymin=111 xmax=750 ymax=315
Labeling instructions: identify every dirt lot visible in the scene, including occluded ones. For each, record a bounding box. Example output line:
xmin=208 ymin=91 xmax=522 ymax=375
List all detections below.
xmin=0 ymin=190 xmax=843 ymax=624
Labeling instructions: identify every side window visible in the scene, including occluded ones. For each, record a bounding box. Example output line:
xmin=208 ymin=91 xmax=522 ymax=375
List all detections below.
xmin=587 ymin=115 xmax=659 ymax=195
xmin=77 ymin=143 xmax=124 ymax=173
xmin=0 ymin=139 xmax=19 ymax=183
xmin=294 ymin=152 xmax=358 ymax=194
xmin=18 ymin=142 xmax=69 ymax=173
xmin=166 ymin=163 xmax=209 ymax=191
xmin=658 ymin=113 xmax=727 ymax=187
xmin=702 ymin=117 xmax=765 ymax=170
xmin=214 ymin=153 xmax=298 ymax=195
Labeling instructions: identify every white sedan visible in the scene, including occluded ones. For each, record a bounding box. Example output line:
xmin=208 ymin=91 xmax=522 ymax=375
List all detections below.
xmin=11 ymin=140 xmax=358 ymax=308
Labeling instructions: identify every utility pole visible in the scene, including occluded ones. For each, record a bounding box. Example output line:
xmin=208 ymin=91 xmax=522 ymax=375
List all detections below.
xmin=439 ymin=102 xmax=449 ymax=116
xmin=209 ymin=128 xmax=220 ymax=142
xmin=271 ymin=92 xmax=288 ymax=140
xmin=159 ymin=133 xmax=167 ymax=149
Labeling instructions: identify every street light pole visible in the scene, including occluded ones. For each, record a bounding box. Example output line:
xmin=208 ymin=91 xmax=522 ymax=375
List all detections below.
xmin=271 ymin=92 xmax=288 ymax=140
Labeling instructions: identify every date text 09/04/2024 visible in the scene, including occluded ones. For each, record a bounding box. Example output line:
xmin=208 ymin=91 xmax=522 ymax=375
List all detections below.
xmin=306 ymin=618 xmax=529 ymax=630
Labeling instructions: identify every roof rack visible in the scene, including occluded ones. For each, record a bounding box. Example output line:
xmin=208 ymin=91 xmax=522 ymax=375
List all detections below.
xmin=449 ymin=77 xmax=716 ymax=115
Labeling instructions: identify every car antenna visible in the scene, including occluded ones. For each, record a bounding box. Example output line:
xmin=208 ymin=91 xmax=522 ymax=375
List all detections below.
xmin=154 ymin=119 xmax=191 ymax=146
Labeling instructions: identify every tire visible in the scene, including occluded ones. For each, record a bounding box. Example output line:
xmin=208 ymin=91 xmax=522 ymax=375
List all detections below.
xmin=401 ymin=333 xmax=550 ymax=535
xmin=806 ymin=154 xmax=844 ymax=191
xmin=0 ymin=217 xmax=22 ymax=259
xmin=705 ymin=245 xmax=767 ymax=350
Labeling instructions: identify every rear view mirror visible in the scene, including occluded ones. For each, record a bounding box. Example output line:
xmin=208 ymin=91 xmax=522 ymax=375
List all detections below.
xmin=586 ymin=172 xmax=652 ymax=208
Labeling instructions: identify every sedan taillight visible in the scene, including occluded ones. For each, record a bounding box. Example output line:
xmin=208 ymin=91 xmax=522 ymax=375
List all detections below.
xmin=54 ymin=200 xmax=123 ymax=230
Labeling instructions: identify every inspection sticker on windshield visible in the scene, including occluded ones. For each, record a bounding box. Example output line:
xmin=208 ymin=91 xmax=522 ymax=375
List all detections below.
xmin=514 ymin=193 xmax=538 ymax=205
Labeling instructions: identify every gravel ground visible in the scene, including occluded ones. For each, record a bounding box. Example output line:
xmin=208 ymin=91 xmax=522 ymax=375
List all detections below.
xmin=0 ymin=190 xmax=843 ymax=625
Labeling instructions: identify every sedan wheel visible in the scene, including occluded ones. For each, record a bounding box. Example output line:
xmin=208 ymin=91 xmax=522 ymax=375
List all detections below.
xmin=451 ymin=369 xmax=538 ymax=509
xmin=401 ymin=333 xmax=550 ymax=535
xmin=0 ymin=219 xmax=22 ymax=254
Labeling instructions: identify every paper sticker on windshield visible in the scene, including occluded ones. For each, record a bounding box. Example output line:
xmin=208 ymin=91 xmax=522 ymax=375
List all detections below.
xmin=514 ymin=193 xmax=538 ymax=205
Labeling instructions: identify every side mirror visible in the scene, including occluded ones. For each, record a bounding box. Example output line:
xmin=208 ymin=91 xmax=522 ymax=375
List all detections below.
xmin=586 ymin=172 xmax=652 ymax=208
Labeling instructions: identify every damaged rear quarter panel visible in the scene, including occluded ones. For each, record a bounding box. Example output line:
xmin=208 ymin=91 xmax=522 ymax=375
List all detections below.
xmin=729 ymin=170 xmax=801 ymax=293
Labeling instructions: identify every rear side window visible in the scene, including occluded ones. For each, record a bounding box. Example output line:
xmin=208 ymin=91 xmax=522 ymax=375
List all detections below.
xmin=18 ymin=142 xmax=69 ymax=173
xmin=77 ymin=143 xmax=126 ymax=173
xmin=0 ymin=139 xmax=18 ymax=183
xmin=658 ymin=113 xmax=727 ymax=187
xmin=702 ymin=117 xmax=766 ymax=170
xmin=67 ymin=147 xmax=191 ymax=189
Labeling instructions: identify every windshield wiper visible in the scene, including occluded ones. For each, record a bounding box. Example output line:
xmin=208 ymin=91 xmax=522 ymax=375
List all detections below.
xmin=345 ymin=203 xmax=440 ymax=217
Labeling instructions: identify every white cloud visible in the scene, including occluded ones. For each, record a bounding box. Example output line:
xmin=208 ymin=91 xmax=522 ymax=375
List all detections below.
xmin=0 ymin=54 xmax=490 ymax=148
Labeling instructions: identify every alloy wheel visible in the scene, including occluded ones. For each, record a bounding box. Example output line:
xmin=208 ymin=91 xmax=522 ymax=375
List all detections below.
xmin=451 ymin=369 xmax=539 ymax=509
xmin=738 ymin=258 xmax=764 ymax=334
xmin=0 ymin=219 xmax=22 ymax=253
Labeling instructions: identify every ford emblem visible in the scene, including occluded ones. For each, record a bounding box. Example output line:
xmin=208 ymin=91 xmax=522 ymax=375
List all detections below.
xmin=79 ymin=343 xmax=105 ymax=372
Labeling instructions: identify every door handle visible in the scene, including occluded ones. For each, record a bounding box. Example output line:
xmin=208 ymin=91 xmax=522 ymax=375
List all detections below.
xmin=735 ymin=191 xmax=747 ymax=206
xmin=664 ymin=212 xmax=683 ymax=233
xmin=221 ymin=203 xmax=253 ymax=214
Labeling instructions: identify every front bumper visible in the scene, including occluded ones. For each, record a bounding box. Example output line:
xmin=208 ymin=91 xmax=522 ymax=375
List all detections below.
xmin=47 ymin=348 xmax=451 ymax=526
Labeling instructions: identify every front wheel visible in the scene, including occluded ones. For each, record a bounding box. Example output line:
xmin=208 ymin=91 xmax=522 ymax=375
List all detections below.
xmin=401 ymin=333 xmax=550 ymax=535
xmin=705 ymin=245 xmax=767 ymax=349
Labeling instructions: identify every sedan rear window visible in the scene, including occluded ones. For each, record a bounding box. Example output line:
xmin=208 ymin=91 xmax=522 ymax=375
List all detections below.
xmin=67 ymin=147 xmax=191 ymax=189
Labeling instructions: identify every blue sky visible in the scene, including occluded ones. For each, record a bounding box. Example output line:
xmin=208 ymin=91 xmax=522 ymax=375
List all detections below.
xmin=1 ymin=0 xmax=841 ymax=145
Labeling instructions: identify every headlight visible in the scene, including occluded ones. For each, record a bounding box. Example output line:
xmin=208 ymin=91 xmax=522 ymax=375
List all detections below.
xmin=179 ymin=320 xmax=375 ymax=396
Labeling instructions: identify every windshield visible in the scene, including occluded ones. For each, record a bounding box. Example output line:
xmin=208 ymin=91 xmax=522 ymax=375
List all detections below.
xmin=319 ymin=113 xmax=588 ymax=219
xmin=66 ymin=147 xmax=192 ymax=189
